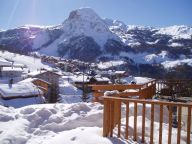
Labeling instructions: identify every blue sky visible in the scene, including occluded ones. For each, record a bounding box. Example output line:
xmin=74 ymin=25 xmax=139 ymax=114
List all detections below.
xmin=0 ymin=0 xmax=191 ymax=30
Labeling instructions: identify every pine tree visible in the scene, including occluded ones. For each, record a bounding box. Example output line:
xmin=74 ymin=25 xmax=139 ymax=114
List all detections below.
xmin=48 ymin=83 xmax=60 ymax=103
xmin=81 ymin=84 xmax=90 ymax=102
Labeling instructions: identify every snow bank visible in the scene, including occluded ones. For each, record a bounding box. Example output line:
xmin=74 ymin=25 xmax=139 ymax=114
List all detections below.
xmin=43 ymin=127 xmax=112 ymax=144
xmin=0 ymin=103 xmax=103 ymax=144
xmin=0 ymin=102 xmax=189 ymax=144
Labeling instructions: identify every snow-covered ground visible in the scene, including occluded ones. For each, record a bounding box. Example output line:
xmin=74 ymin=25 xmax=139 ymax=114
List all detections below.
xmin=59 ymin=80 xmax=83 ymax=103
xmin=162 ymin=58 xmax=192 ymax=69
xmin=0 ymin=103 xmax=190 ymax=144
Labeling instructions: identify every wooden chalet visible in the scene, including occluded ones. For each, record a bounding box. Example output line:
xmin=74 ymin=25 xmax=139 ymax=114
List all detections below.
xmin=74 ymin=75 xmax=109 ymax=87
xmin=32 ymin=78 xmax=51 ymax=93
xmin=28 ymin=70 xmax=62 ymax=84
xmin=0 ymin=57 xmax=25 ymax=78
xmin=0 ymin=57 xmax=12 ymax=77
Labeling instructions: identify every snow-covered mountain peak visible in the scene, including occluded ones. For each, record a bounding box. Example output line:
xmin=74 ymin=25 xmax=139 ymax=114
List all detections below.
xmin=104 ymin=18 xmax=127 ymax=32
xmin=62 ymin=8 xmax=109 ymax=34
xmin=60 ymin=8 xmax=119 ymax=46
xmin=67 ymin=8 xmax=100 ymax=21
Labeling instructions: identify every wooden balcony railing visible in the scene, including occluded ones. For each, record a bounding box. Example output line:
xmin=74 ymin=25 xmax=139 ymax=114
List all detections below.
xmin=156 ymin=80 xmax=192 ymax=98
xmin=103 ymin=96 xmax=192 ymax=144
xmin=91 ymin=80 xmax=156 ymax=102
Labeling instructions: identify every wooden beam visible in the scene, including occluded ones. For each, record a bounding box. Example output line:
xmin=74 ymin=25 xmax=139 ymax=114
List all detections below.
xmin=91 ymin=84 xmax=143 ymax=90
xmin=168 ymin=105 xmax=173 ymax=144
xmin=110 ymin=101 xmax=114 ymax=137
xmin=177 ymin=106 xmax=182 ymax=144
xmin=125 ymin=103 xmax=129 ymax=139
xmin=150 ymin=104 xmax=154 ymax=144
xmin=142 ymin=103 xmax=146 ymax=143
xmin=159 ymin=105 xmax=163 ymax=144
xmin=187 ymin=107 xmax=191 ymax=144
xmin=117 ymin=101 xmax=121 ymax=137
xmin=133 ymin=102 xmax=137 ymax=141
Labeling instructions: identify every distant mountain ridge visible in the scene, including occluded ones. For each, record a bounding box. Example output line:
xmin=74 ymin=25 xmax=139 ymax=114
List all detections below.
xmin=0 ymin=8 xmax=192 ymax=63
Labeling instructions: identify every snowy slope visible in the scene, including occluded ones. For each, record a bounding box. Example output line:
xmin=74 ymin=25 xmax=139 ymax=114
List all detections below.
xmin=162 ymin=58 xmax=192 ymax=68
xmin=156 ymin=25 xmax=192 ymax=39
xmin=0 ymin=51 xmax=51 ymax=71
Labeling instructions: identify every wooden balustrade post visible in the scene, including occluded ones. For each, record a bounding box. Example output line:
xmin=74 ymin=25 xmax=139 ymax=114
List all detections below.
xmin=150 ymin=104 xmax=154 ymax=144
xmin=110 ymin=101 xmax=114 ymax=137
xmin=103 ymin=98 xmax=110 ymax=137
xmin=133 ymin=102 xmax=137 ymax=141
xmin=117 ymin=101 xmax=121 ymax=137
xmin=159 ymin=104 xmax=163 ymax=144
xmin=103 ymin=99 xmax=106 ymax=136
xmin=168 ymin=105 xmax=173 ymax=144
xmin=125 ymin=103 xmax=129 ymax=139
xmin=187 ymin=107 xmax=191 ymax=144
xmin=177 ymin=106 xmax=182 ymax=144
xmin=142 ymin=103 xmax=146 ymax=143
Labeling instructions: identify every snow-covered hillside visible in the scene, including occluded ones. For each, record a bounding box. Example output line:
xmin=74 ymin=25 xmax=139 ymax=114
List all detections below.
xmin=0 ymin=51 xmax=51 ymax=71
xmin=157 ymin=25 xmax=192 ymax=39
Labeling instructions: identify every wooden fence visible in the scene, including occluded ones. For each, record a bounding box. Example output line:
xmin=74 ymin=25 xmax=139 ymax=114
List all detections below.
xmin=103 ymin=96 xmax=192 ymax=144
xmin=91 ymin=80 xmax=156 ymax=102
xmin=156 ymin=80 xmax=192 ymax=97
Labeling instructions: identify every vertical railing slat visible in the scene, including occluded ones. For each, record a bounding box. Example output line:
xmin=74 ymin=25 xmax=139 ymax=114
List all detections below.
xmin=177 ymin=106 xmax=182 ymax=144
xmin=150 ymin=104 xmax=154 ymax=144
xmin=117 ymin=101 xmax=121 ymax=137
xmin=159 ymin=104 xmax=163 ymax=144
xmin=187 ymin=107 xmax=191 ymax=144
xmin=103 ymin=99 xmax=108 ymax=137
xmin=168 ymin=105 xmax=172 ymax=144
xmin=110 ymin=101 xmax=114 ymax=137
xmin=125 ymin=103 xmax=129 ymax=139
xmin=133 ymin=102 xmax=137 ymax=141
xmin=142 ymin=103 xmax=146 ymax=143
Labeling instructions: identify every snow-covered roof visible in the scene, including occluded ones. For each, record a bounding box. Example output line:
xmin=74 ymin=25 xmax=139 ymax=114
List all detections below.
xmin=12 ymin=63 xmax=25 ymax=68
xmin=28 ymin=70 xmax=62 ymax=77
xmin=0 ymin=96 xmax=44 ymax=108
xmin=114 ymin=71 xmax=126 ymax=74
xmin=27 ymin=70 xmax=47 ymax=77
xmin=73 ymin=75 xmax=90 ymax=83
xmin=73 ymin=75 xmax=109 ymax=83
xmin=93 ymin=76 xmax=109 ymax=82
xmin=0 ymin=57 xmax=12 ymax=66
xmin=2 ymin=67 xmax=23 ymax=72
xmin=0 ymin=82 xmax=43 ymax=98
xmin=20 ymin=77 xmax=51 ymax=85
